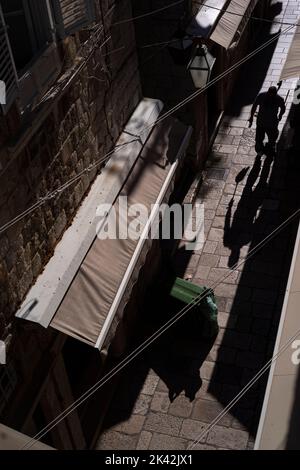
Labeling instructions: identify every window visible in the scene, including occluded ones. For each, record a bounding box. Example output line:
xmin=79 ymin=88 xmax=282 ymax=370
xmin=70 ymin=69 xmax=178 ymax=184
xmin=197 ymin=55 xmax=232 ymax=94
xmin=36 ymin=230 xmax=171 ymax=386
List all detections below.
xmin=2 ymin=0 xmax=52 ymax=75
xmin=0 ymin=4 xmax=18 ymax=113
xmin=51 ymin=0 xmax=95 ymax=38
xmin=0 ymin=0 xmax=95 ymax=114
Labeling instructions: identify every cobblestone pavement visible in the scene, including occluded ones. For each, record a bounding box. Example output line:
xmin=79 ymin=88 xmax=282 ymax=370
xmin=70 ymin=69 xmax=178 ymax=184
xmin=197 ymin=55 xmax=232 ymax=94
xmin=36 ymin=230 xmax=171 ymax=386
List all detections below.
xmin=97 ymin=1 xmax=300 ymax=451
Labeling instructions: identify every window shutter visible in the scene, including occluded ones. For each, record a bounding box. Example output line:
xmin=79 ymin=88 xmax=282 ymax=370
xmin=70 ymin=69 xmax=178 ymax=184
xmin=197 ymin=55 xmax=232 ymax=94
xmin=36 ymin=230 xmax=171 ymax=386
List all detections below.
xmin=51 ymin=0 xmax=95 ymax=38
xmin=0 ymin=4 xmax=18 ymax=115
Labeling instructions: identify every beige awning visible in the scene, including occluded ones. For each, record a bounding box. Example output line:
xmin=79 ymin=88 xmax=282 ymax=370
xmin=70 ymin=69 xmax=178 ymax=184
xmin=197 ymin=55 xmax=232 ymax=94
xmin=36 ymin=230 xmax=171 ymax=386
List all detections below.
xmin=50 ymin=118 xmax=191 ymax=352
xmin=280 ymin=20 xmax=300 ymax=80
xmin=0 ymin=423 xmax=54 ymax=450
xmin=210 ymin=0 xmax=258 ymax=49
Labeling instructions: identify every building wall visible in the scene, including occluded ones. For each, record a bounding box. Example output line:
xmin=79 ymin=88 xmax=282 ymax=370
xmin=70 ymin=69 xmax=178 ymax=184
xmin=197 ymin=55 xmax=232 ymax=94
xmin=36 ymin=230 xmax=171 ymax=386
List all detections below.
xmin=0 ymin=0 xmax=142 ymax=353
xmin=0 ymin=0 xmax=142 ymax=447
xmin=132 ymin=0 xmax=270 ymax=168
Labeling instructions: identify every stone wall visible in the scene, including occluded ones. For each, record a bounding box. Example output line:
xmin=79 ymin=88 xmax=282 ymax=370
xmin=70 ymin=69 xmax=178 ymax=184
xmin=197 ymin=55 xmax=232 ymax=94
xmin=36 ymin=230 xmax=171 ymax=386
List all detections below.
xmin=0 ymin=0 xmax=142 ymax=351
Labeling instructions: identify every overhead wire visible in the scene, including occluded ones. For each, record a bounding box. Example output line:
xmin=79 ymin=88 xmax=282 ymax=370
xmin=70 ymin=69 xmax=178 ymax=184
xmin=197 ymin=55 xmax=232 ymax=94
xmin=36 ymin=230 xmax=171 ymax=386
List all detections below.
xmin=0 ymin=22 xmax=295 ymax=237
xmin=18 ymin=4 xmax=300 ymax=450
xmin=21 ymin=203 xmax=300 ymax=449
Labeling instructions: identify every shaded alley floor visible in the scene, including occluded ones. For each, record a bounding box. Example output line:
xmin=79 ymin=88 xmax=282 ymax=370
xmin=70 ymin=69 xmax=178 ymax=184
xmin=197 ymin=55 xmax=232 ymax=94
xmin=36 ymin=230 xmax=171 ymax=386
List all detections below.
xmin=97 ymin=1 xmax=300 ymax=451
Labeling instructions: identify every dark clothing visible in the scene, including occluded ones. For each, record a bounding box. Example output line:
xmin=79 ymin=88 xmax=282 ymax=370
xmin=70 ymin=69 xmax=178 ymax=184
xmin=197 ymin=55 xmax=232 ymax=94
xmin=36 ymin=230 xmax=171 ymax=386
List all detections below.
xmin=254 ymin=92 xmax=285 ymax=127
xmin=252 ymin=92 xmax=285 ymax=152
xmin=255 ymin=125 xmax=279 ymax=153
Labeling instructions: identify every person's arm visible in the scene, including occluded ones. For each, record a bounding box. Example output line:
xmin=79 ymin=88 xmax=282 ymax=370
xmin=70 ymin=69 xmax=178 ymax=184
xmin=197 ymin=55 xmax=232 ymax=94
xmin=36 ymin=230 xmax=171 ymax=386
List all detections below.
xmin=278 ymin=97 xmax=286 ymax=121
xmin=249 ymin=95 xmax=260 ymax=127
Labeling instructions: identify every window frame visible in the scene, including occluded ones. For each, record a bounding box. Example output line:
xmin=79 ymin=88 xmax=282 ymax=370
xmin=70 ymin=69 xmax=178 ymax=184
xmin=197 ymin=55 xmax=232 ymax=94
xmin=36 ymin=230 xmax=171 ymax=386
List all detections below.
xmin=51 ymin=0 xmax=95 ymax=38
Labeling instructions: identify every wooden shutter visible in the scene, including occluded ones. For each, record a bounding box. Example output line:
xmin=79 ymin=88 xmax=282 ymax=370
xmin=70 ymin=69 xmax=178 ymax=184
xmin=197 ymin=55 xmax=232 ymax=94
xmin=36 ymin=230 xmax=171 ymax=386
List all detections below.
xmin=51 ymin=0 xmax=95 ymax=37
xmin=0 ymin=4 xmax=18 ymax=114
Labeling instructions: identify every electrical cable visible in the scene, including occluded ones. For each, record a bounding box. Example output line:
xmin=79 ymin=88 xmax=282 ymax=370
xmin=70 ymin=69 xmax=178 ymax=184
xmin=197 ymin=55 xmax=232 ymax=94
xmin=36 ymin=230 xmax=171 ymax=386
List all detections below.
xmin=189 ymin=324 xmax=300 ymax=449
xmin=193 ymin=0 xmax=299 ymax=26
xmin=21 ymin=204 xmax=300 ymax=449
xmin=0 ymin=23 xmax=295 ymax=236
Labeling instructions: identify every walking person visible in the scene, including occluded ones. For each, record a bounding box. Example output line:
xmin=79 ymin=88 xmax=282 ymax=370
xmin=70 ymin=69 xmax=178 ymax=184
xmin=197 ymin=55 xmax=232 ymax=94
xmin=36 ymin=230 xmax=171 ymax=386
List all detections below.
xmin=248 ymin=86 xmax=286 ymax=155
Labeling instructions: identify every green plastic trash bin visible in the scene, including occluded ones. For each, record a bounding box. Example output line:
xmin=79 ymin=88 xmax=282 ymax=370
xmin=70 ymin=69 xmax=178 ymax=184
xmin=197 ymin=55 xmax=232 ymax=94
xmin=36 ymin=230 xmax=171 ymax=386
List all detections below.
xmin=170 ymin=277 xmax=219 ymax=338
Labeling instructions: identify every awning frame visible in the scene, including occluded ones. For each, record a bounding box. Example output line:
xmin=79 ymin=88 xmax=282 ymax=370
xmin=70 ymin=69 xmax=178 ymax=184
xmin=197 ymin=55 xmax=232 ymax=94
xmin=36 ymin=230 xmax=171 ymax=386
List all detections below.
xmin=15 ymin=98 xmax=163 ymax=328
xmin=95 ymin=125 xmax=192 ymax=350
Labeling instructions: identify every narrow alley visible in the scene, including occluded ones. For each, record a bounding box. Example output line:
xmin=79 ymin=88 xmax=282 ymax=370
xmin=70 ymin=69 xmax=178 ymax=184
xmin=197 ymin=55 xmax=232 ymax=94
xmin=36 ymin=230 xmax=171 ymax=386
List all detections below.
xmin=97 ymin=0 xmax=300 ymax=451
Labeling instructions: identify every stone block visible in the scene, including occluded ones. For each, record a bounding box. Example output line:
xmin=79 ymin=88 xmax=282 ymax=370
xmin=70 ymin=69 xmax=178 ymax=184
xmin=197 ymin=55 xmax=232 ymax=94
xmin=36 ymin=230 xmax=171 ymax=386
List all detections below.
xmin=144 ymin=412 xmax=183 ymax=436
xmin=206 ymin=425 xmax=248 ymax=449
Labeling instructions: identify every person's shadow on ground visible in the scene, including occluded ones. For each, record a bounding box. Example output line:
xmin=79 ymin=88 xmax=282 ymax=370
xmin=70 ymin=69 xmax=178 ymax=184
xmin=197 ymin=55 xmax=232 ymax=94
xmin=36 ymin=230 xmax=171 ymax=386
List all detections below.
xmin=224 ymin=147 xmax=274 ymax=268
xmin=145 ymin=311 xmax=216 ymax=402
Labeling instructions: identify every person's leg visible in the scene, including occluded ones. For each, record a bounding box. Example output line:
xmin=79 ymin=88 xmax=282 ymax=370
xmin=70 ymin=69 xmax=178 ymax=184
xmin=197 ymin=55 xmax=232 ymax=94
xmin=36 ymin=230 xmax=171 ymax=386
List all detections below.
xmin=255 ymin=126 xmax=265 ymax=154
xmin=266 ymin=126 xmax=279 ymax=148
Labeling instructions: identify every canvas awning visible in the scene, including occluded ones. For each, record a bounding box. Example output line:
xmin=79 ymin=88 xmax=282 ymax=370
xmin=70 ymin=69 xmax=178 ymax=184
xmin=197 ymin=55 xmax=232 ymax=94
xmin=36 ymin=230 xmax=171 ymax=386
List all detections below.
xmin=49 ymin=117 xmax=192 ymax=352
xmin=280 ymin=20 xmax=300 ymax=81
xmin=0 ymin=423 xmax=54 ymax=450
xmin=210 ymin=0 xmax=258 ymax=49
xmin=186 ymin=0 xmax=227 ymax=38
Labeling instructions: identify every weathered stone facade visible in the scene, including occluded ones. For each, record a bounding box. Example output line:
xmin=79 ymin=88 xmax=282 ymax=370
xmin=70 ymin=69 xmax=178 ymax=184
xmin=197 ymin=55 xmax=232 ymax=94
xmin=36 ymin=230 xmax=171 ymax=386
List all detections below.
xmin=0 ymin=0 xmax=141 ymax=352
xmin=132 ymin=0 xmax=271 ymax=167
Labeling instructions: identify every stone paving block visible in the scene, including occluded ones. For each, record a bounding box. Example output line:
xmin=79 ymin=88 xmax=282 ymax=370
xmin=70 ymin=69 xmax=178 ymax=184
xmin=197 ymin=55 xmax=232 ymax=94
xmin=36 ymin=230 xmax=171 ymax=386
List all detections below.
xmin=229 ymin=127 xmax=244 ymax=136
xmin=194 ymin=264 xmax=211 ymax=279
xmin=133 ymin=394 xmax=152 ymax=416
xmin=156 ymin=379 xmax=169 ymax=393
xmin=97 ymin=431 xmax=138 ymax=450
xmin=231 ymin=409 xmax=254 ymax=432
xmin=168 ymin=394 xmax=194 ymax=418
xmin=191 ymin=398 xmax=233 ymax=426
xmin=251 ymin=318 xmax=271 ymax=336
xmin=180 ymin=418 xmax=207 ymax=442
xmin=204 ymin=219 xmax=213 ymax=235
xmin=199 ymin=198 xmax=219 ymax=210
xmin=136 ymin=431 xmax=153 ymax=450
xmin=214 ymin=283 xmax=239 ymax=298
xmin=218 ymin=144 xmax=238 ymax=154
xmin=199 ymin=253 xmax=220 ymax=267
xmin=214 ymin=327 xmax=227 ymax=347
xmin=234 ymin=316 xmax=253 ymax=333
xmin=252 ymin=289 xmax=277 ymax=305
xmin=149 ymin=432 xmax=188 ymax=450
xmin=200 ymin=361 xmax=216 ymax=381
xmin=144 ymin=412 xmax=183 ymax=436
xmin=203 ymin=241 xmax=218 ymax=254
xmin=188 ymin=442 xmax=217 ymax=450
xmin=217 ymin=312 xmax=236 ymax=329
xmin=232 ymin=136 xmax=242 ymax=145
xmin=111 ymin=414 xmax=145 ymax=435
xmin=235 ymin=351 xmax=264 ymax=370
xmin=206 ymin=425 xmax=249 ymax=450
xmin=212 ymin=216 xmax=226 ymax=229
xmin=141 ymin=374 xmax=160 ymax=395
xmin=252 ymin=303 xmax=274 ymax=319
xmin=250 ymin=335 xmax=268 ymax=354
xmin=222 ymin=330 xmax=253 ymax=351
xmin=215 ymin=205 xmax=229 ymax=218
xmin=218 ymin=256 xmax=231 ymax=268
xmin=199 ymin=186 xmax=224 ymax=200
xmin=208 ymin=267 xmax=239 ymax=284
xmin=150 ymin=392 xmax=170 ymax=413
xmin=215 ymin=134 xmax=235 ymax=145
xmin=214 ymin=297 xmax=228 ymax=312
xmin=208 ymin=228 xmax=224 ymax=242
xmin=208 ymin=344 xmax=236 ymax=365
xmin=224 ymin=182 xmax=245 ymax=195
xmin=226 ymin=299 xmax=254 ymax=316
xmin=204 ymin=209 xmax=216 ymax=220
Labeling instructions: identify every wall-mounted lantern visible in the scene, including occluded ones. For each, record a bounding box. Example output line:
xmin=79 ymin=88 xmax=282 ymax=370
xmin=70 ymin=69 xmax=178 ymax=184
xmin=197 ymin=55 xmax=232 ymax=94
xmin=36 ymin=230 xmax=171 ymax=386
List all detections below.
xmin=187 ymin=44 xmax=215 ymax=88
